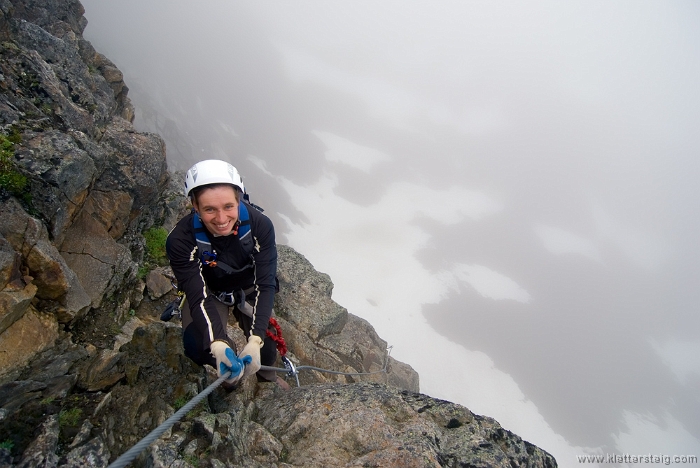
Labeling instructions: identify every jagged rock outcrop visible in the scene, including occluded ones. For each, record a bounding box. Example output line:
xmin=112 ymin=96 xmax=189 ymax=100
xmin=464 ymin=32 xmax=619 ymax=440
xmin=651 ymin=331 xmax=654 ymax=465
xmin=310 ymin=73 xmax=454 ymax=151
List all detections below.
xmin=0 ymin=0 xmax=172 ymax=378
xmin=0 ymin=0 xmax=557 ymax=466
xmin=0 ymin=246 xmax=556 ymax=467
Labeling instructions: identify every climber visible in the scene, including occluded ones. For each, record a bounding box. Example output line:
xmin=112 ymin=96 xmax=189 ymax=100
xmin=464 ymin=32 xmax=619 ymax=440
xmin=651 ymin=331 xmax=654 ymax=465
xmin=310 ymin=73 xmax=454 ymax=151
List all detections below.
xmin=165 ymin=159 xmax=289 ymax=391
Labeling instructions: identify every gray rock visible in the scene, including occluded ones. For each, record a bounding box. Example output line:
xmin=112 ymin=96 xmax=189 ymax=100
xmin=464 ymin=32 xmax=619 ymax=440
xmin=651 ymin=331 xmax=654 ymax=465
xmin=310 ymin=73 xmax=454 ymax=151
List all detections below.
xmin=76 ymin=348 xmax=124 ymax=392
xmin=68 ymin=419 xmax=93 ymax=448
xmin=15 ymin=130 xmax=96 ymax=240
xmin=16 ymin=414 xmax=59 ymax=468
xmin=146 ymin=270 xmax=172 ymax=299
xmin=0 ymin=379 xmax=46 ymax=412
xmin=144 ymin=433 xmax=187 ymax=468
xmin=19 ymin=340 xmax=87 ymax=382
xmin=0 ymin=236 xmax=20 ymax=288
xmin=245 ymin=421 xmax=284 ymax=464
xmin=42 ymin=374 xmax=77 ymax=401
xmin=276 ymin=245 xmax=348 ymax=341
xmin=60 ymin=209 xmax=135 ymax=309
xmin=192 ymin=413 xmax=216 ymax=441
xmin=0 ymin=447 xmax=11 ymax=467
xmin=0 ymin=199 xmax=91 ymax=320
xmin=62 ymin=436 xmax=110 ymax=467
xmin=254 ymin=383 xmax=556 ymax=467
xmin=273 ymin=247 xmax=419 ymax=391
xmin=97 ymin=116 xmax=168 ymax=217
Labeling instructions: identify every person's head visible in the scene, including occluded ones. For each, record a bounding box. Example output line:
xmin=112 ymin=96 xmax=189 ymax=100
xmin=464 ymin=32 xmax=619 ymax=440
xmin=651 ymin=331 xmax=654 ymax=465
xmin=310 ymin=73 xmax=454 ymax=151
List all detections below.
xmin=185 ymin=160 xmax=244 ymax=236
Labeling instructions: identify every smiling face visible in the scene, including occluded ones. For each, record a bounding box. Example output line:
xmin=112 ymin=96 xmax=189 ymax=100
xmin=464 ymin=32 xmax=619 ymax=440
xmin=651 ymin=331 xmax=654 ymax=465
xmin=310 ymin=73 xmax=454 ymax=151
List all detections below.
xmin=192 ymin=184 xmax=239 ymax=236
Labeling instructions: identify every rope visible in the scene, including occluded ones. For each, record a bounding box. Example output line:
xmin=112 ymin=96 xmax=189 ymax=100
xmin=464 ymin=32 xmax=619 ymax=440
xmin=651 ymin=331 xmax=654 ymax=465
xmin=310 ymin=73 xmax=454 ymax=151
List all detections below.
xmin=265 ymin=318 xmax=287 ymax=357
xmin=106 ymin=371 xmax=231 ymax=468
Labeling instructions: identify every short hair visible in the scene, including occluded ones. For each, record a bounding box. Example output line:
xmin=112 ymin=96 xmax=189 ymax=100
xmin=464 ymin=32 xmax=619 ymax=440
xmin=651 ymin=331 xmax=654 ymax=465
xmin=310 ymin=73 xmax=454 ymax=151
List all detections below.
xmin=191 ymin=183 xmax=241 ymax=205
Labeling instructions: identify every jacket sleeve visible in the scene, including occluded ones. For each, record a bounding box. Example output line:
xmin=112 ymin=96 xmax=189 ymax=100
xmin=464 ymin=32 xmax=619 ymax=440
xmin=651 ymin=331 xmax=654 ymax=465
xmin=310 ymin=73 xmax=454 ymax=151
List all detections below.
xmin=248 ymin=212 xmax=278 ymax=340
xmin=166 ymin=221 xmax=229 ymax=346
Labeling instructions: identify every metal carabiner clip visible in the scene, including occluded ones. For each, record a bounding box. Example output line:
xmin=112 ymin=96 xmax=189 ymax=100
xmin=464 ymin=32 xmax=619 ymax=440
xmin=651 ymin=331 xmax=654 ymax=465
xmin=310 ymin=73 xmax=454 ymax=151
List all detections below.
xmin=281 ymin=355 xmax=300 ymax=387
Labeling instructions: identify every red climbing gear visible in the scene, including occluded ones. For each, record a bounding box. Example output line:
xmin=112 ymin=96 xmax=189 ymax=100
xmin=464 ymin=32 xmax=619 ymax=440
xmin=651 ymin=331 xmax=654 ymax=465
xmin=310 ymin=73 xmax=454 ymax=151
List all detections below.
xmin=266 ymin=318 xmax=287 ymax=357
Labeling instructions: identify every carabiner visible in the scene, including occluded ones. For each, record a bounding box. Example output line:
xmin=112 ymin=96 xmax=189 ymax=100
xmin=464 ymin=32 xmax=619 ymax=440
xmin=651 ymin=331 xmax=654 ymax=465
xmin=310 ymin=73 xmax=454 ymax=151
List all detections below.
xmin=281 ymin=355 xmax=300 ymax=387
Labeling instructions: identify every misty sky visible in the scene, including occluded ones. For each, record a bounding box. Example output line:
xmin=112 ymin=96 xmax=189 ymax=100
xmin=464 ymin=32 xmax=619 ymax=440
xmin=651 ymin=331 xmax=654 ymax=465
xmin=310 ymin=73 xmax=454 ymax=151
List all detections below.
xmin=80 ymin=1 xmax=700 ymax=466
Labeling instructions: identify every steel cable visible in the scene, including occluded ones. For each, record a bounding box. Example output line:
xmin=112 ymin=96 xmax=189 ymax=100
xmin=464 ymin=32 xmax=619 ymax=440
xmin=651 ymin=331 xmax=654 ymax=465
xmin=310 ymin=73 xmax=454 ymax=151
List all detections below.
xmin=106 ymin=371 xmax=231 ymax=468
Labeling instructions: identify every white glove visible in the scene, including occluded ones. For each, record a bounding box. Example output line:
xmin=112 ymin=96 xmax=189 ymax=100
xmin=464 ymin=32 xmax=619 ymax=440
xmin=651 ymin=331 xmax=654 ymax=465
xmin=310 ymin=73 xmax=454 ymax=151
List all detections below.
xmin=239 ymin=335 xmax=263 ymax=378
xmin=210 ymin=341 xmax=250 ymax=385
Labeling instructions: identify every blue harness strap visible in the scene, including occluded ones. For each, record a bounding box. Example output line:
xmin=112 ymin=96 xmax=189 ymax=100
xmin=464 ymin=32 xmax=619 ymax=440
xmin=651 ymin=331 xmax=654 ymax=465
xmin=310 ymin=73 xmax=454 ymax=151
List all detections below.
xmin=193 ymin=202 xmax=254 ymax=274
xmin=237 ymin=202 xmax=253 ymax=255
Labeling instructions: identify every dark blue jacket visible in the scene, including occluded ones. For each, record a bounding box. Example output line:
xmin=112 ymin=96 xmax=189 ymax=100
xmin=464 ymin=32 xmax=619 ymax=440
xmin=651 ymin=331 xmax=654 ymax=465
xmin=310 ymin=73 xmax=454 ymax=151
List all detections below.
xmin=165 ymin=201 xmax=277 ymax=342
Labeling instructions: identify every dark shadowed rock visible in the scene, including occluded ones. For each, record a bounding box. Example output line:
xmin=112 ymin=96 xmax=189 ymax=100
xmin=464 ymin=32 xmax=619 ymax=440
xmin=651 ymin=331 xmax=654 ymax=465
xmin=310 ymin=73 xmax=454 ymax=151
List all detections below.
xmin=16 ymin=414 xmax=59 ymax=468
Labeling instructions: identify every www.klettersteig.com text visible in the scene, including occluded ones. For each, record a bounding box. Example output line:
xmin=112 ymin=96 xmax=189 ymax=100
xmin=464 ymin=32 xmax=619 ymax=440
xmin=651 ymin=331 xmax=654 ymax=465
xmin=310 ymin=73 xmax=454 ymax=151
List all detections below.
xmin=576 ymin=454 xmax=698 ymax=465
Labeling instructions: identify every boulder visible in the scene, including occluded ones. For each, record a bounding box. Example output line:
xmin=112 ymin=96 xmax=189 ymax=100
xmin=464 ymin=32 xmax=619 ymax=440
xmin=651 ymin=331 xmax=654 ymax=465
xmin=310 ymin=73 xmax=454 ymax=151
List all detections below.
xmin=0 ymin=307 xmax=58 ymax=381
xmin=0 ymin=282 xmax=37 ymax=335
xmin=14 ymin=130 xmax=96 ymax=240
xmin=16 ymin=414 xmax=59 ymax=468
xmin=276 ymin=245 xmax=348 ymax=341
xmin=60 ymin=209 xmax=135 ymax=309
xmin=62 ymin=435 xmax=111 ymax=468
xmin=145 ymin=269 xmax=172 ymax=300
xmin=76 ymin=348 xmax=124 ymax=392
xmin=11 ymin=6 xmax=116 ymax=130
xmin=80 ymin=189 xmax=133 ymax=240
xmin=97 ymin=116 xmax=168 ymax=220
xmin=272 ymin=245 xmax=418 ymax=391
xmin=0 ymin=199 xmax=91 ymax=319
xmin=12 ymin=28 xmax=97 ymax=136
xmin=320 ymin=313 xmax=420 ymax=391
xmin=0 ymin=236 xmax=20 ymax=288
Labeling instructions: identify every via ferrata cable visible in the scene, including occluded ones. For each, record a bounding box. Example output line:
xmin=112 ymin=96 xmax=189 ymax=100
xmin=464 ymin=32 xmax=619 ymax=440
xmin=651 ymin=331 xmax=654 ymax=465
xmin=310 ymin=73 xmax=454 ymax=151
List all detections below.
xmin=106 ymin=371 xmax=231 ymax=468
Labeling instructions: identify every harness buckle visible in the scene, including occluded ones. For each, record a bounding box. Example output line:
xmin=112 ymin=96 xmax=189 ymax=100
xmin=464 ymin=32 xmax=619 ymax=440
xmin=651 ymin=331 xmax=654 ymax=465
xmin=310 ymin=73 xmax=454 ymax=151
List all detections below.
xmin=215 ymin=291 xmax=236 ymax=306
xmin=202 ymin=250 xmax=218 ymax=267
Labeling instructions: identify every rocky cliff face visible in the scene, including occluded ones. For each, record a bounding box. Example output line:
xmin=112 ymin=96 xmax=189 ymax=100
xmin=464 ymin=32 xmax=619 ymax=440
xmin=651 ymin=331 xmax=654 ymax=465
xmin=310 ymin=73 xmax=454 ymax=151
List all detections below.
xmin=0 ymin=1 xmax=557 ymax=466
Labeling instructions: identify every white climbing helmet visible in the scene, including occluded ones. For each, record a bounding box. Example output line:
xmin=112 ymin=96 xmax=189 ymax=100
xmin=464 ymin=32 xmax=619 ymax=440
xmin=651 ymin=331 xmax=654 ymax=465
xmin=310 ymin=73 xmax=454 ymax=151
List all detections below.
xmin=184 ymin=159 xmax=245 ymax=197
